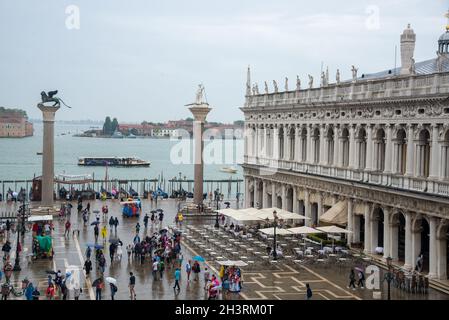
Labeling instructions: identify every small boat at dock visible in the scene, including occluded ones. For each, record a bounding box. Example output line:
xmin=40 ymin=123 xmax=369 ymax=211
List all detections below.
xmin=78 ymin=156 xmax=150 ymax=167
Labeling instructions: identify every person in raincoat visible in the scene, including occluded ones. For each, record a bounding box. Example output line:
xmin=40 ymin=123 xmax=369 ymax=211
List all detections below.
xmin=24 ymin=282 xmax=34 ymax=300
xmin=101 ymin=225 xmax=107 ymax=242
xmin=219 ymin=265 xmax=225 ymax=281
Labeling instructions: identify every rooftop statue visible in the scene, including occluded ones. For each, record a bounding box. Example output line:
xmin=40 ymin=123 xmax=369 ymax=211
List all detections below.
xmin=296 ymin=76 xmax=301 ymax=90
xmin=336 ymin=69 xmax=341 ymax=84
xmin=308 ymin=74 xmax=313 ymax=89
xmin=40 ymin=90 xmax=71 ymax=108
xmin=264 ymin=81 xmax=269 ymax=94
xmin=284 ymin=77 xmax=289 ymax=91
xmin=409 ymin=57 xmax=416 ymax=74
xmin=273 ymin=80 xmax=279 ymax=93
xmin=351 ymin=65 xmax=358 ymax=82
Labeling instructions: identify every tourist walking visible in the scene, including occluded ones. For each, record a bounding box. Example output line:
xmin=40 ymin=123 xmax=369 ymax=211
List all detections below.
xmin=158 ymin=211 xmax=164 ymax=224
xmin=93 ymin=277 xmax=104 ymax=300
xmin=64 ymin=220 xmax=71 ymax=237
xmin=2 ymin=240 xmax=11 ymax=261
xmin=173 ymin=267 xmax=181 ymax=292
xmin=101 ymin=225 xmax=107 ymax=242
xmin=116 ymin=243 xmax=123 ymax=261
xmin=114 ymin=217 xmax=119 ymax=233
xmin=94 ymin=224 xmax=99 ymax=242
xmin=203 ymin=267 xmax=210 ymax=290
xmin=192 ymin=261 xmax=201 ymax=281
xmin=110 ymin=282 xmax=117 ymax=300
xmin=86 ymin=246 xmax=92 ymax=260
xmin=348 ymin=269 xmax=356 ymax=290
xmin=82 ymin=211 xmax=88 ymax=226
xmin=152 ymin=259 xmax=159 ymax=280
xmin=127 ymin=244 xmax=133 ymax=260
xmin=159 ymin=260 xmax=165 ymax=279
xmin=109 ymin=242 xmax=116 ymax=263
xmin=150 ymin=212 xmax=155 ymax=224
xmin=357 ymin=269 xmax=365 ymax=289
xmin=185 ymin=260 xmax=192 ymax=282
xmin=129 ymin=272 xmax=136 ymax=300
xmin=135 ymin=222 xmax=141 ymax=234
xmin=109 ymin=216 xmax=114 ymax=232
xmin=306 ymin=283 xmax=313 ymax=300
xmin=144 ymin=214 xmax=149 ymax=229
xmin=86 ymin=202 xmax=91 ymax=213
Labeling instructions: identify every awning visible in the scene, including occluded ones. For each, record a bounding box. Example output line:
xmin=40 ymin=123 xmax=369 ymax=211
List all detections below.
xmin=259 ymin=207 xmax=309 ymax=220
xmin=258 ymin=227 xmax=292 ymax=236
xmin=28 ymin=215 xmax=53 ymax=222
xmin=287 ymin=226 xmax=323 ymax=235
xmin=319 ymin=200 xmax=348 ymax=226
xmin=316 ymin=225 xmax=352 ymax=234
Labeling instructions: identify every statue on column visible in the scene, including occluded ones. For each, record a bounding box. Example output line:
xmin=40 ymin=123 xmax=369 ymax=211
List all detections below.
xmin=351 ymin=65 xmax=358 ymax=82
xmin=336 ymin=69 xmax=341 ymax=84
xmin=308 ymin=75 xmax=313 ymax=89
xmin=284 ymin=77 xmax=289 ymax=91
xmin=296 ymin=76 xmax=301 ymax=91
xmin=264 ymin=81 xmax=269 ymax=94
xmin=273 ymin=80 xmax=279 ymax=93
xmin=40 ymin=90 xmax=71 ymax=108
xmin=195 ymin=84 xmax=205 ymax=104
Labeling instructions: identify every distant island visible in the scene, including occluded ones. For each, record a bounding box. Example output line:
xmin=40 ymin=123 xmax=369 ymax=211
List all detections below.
xmin=74 ymin=116 xmax=244 ymax=139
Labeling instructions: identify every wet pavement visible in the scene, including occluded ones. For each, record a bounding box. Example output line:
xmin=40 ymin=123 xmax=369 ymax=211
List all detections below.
xmin=1 ymin=198 xmax=449 ymax=300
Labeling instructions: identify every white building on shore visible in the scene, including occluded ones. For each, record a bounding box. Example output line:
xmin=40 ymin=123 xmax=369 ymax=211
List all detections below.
xmin=241 ymin=22 xmax=449 ymax=282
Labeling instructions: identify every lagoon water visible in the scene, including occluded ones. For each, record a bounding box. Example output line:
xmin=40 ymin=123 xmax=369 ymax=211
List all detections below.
xmin=0 ymin=123 xmax=244 ymax=182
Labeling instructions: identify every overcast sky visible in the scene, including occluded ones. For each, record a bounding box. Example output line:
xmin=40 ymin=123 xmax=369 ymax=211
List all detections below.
xmin=0 ymin=0 xmax=447 ymax=123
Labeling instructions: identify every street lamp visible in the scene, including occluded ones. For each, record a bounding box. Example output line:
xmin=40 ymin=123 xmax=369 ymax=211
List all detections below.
xmin=272 ymin=210 xmax=278 ymax=260
xmin=13 ymin=200 xmax=27 ymax=271
xmin=214 ymin=191 xmax=220 ymax=229
xmin=383 ymin=256 xmax=394 ymax=300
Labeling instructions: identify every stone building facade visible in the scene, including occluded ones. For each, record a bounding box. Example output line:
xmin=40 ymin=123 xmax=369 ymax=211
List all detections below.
xmin=0 ymin=109 xmax=33 ymax=137
xmin=241 ymin=24 xmax=449 ymax=281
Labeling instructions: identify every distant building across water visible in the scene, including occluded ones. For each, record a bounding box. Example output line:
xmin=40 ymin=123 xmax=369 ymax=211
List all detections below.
xmin=0 ymin=107 xmax=33 ymax=138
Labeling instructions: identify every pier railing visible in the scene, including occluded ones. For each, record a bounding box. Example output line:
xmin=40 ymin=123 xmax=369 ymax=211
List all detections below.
xmin=0 ymin=178 xmax=243 ymax=202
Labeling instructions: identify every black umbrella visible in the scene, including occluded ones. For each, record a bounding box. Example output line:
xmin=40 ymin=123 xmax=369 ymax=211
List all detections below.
xmin=150 ymin=210 xmax=157 ymax=214
xmin=156 ymin=208 xmax=163 ymax=212
xmin=224 ymin=202 xmax=230 ymax=205
xmin=109 ymin=239 xmax=123 ymax=246
xmin=92 ymin=278 xmax=102 ymax=287
xmin=90 ymin=221 xmax=100 ymax=226
xmin=45 ymin=270 xmax=57 ymax=275
xmin=159 ymin=228 xmax=168 ymax=234
xmin=93 ymin=210 xmax=100 ymax=214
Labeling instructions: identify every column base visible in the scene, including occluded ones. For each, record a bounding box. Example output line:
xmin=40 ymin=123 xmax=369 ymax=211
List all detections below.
xmin=427 ymin=273 xmax=438 ymax=279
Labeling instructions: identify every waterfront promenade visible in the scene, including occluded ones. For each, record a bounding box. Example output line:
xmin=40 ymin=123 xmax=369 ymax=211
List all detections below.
xmin=1 ymin=198 xmax=448 ymax=300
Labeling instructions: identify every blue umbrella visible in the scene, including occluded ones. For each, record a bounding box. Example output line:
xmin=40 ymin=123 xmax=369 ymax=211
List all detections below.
xmin=86 ymin=243 xmax=103 ymax=249
xmin=193 ymin=255 xmax=205 ymax=262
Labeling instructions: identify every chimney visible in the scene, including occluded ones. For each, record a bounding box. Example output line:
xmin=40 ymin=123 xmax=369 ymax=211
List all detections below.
xmin=400 ymin=24 xmax=416 ymax=75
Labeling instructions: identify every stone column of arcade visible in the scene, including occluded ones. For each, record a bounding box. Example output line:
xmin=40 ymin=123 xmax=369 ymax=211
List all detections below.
xmin=34 ymin=104 xmax=60 ymax=213
xmin=186 ymin=85 xmax=211 ymax=209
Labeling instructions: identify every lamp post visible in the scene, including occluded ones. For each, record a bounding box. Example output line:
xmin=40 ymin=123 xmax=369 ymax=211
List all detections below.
xmin=214 ymin=191 xmax=220 ymax=229
xmin=384 ymin=256 xmax=394 ymax=300
xmin=272 ymin=210 xmax=278 ymax=260
xmin=13 ymin=200 xmax=27 ymax=271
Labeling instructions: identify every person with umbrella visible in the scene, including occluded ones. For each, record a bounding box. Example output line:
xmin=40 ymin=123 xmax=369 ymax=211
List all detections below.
xmin=84 ymin=258 xmax=92 ymax=277
xmin=94 ymin=224 xmax=99 ymax=242
xmin=144 ymin=214 xmax=149 ymax=229
xmin=192 ymin=260 xmax=201 ymax=281
xmin=106 ymin=277 xmax=117 ymax=300
xmin=92 ymin=277 xmax=104 ymax=300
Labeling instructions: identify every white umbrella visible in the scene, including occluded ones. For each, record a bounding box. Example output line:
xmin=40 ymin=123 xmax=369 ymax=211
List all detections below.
xmin=259 ymin=227 xmax=292 ymax=236
xmin=230 ymin=260 xmax=248 ymax=267
xmin=316 ymin=226 xmax=352 ymax=234
xmin=216 ymin=260 xmax=234 ymax=266
xmin=287 ymin=226 xmax=323 ymax=235
xmin=105 ymin=277 xmax=117 ymax=285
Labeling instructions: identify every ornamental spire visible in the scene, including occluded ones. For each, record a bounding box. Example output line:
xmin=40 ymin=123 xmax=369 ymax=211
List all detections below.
xmin=246 ymin=65 xmax=251 ymax=96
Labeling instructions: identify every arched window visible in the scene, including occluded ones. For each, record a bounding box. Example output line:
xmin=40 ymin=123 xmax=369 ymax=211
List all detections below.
xmin=326 ymin=128 xmax=334 ymax=165
xmin=278 ymin=126 xmax=284 ymax=159
xmin=341 ymin=128 xmax=350 ymax=167
xmin=442 ymin=130 xmax=449 ymax=179
xmin=289 ymin=127 xmax=295 ymax=160
xmin=356 ymin=128 xmax=367 ymax=169
xmin=416 ymin=129 xmax=430 ymax=177
xmin=374 ymin=128 xmax=386 ymax=171
xmin=312 ymin=127 xmax=320 ymax=164
xmin=394 ymin=129 xmax=407 ymax=175
xmin=301 ymin=128 xmax=307 ymax=162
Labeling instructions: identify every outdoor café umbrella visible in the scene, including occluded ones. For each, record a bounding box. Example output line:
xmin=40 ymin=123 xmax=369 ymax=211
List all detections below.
xmin=316 ymin=225 xmax=352 ymax=251
xmin=193 ymin=255 xmax=205 ymax=262
xmin=258 ymin=227 xmax=293 ymax=236
xmin=105 ymin=277 xmax=117 ymax=285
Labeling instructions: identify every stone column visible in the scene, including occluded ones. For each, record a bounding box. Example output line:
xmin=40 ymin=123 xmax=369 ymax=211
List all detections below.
xmin=271 ymin=183 xmax=277 ymax=207
xmin=364 ymin=203 xmax=372 ymax=254
xmin=304 ymin=189 xmax=311 ymax=227
xmin=437 ymin=232 xmax=448 ymax=280
xmin=390 ymin=216 xmax=399 ymax=261
xmin=262 ymin=180 xmax=267 ymax=208
xmin=411 ymin=218 xmax=421 ymax=270
xmin=353 ymin=211 xmax=361 ymax=243
xmin=405 ymin=124 xmax=415 ymax=176
xmin=383 ymin=207 xmax=391 ymax=259
xmin=253 ymin=178 xmax=259 ymax=208
xmin=284 ymin=125 xmax=290 ymax=160
xmin=244 ymin=126 xmax=249 ymax=158
xmin=429 ymin=124 xmax=440 ymax=179
xmin=273 ymin=126 xmax=279 ymax=161
xmin=404 ymin=211 xmax=413 ymax=270
xmin=319 ymin=125 xmax=325 ymax=165
xmin=333 ymin=126 xmax=340 ymax=166
xmin=307 ymin=125 xmax=313 ymax=163
xmin=292 ymin=186 xmax=298 ymax=213
xmin=317 ymin=193 xmax=323 ymax=222
xmin=429 ymin=217 xmax=438 ymax=278
xmin=365 ymin=124 xmax=373 ymax=171
xmin=295 ymin=127 xmax=301 ymax=161
xmin=347 ymin=198 xmax=354 ymax=245
xmin=348 ymin=125 xmax=355 ymax=168
xmin=262 ymin=125 xmax=267 ymax=158
xmin=38 ymin=105 xmax=60 ymax=208
xmin=384 ymin=124 xmax=393 ymax=173
xmin=298 ymin=127 xmax=304 ymax=161
xmin=188 ymin=102 xmax=211 ymax=206
xmin=281 ymin=184 xmax=287 ymax=210
xmin=244 ymin=177 xmax=250 ymax=208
